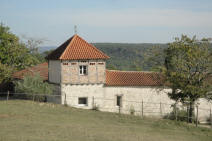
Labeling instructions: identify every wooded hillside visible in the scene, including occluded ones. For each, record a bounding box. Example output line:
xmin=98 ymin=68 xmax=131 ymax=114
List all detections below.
xmin=93 ymin=43 xmax=168 ymax=71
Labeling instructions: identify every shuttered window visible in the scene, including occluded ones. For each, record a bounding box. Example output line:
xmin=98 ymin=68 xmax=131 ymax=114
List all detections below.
xmin=79 ymin=65 xmax=87 ymax=75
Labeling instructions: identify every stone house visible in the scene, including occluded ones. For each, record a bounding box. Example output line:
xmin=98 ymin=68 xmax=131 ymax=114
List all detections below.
xmin=13 ymin=34 xmax=212 ymax=121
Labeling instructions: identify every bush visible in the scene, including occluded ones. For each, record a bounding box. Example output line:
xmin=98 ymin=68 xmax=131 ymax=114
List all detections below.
xmin=164 ymin=105 xmax=195 ymax=122
xmin=15 ymin=73 xmax=53 ymax=102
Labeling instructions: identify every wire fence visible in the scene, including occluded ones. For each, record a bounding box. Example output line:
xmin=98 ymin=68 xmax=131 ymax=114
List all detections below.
xmin=0 ymin=91 xmax=212 ymax=128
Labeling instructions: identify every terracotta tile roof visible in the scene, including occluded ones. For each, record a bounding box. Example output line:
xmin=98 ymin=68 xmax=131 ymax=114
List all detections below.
xmin=46 ymin=34 xmax=110 ymax=60
xmin=13 ymin=62 xmax=48 ymax=81
xmin=105 ymin=70 xmax=163 ymax=86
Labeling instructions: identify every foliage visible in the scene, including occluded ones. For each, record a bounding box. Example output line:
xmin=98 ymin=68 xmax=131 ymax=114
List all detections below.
xmin=163 ymin=35 xmax=212 ymax=122
xmin=15 ymin=73 xmax=53 ymax=95
xmin=164 ymin=105 xmax=194 ymax=122
xmin=143 ymin=45 xmax=165 ymax=71
xmin=23 ymin=36 xmax=46 ymax=63
xmin=164 ymin=35 xmax=212 ymax=102
xmin=0 ymin=63 xmax=13 ymax=84
xmin=0 ymin=23 xmax=42 ymax=83
xmin=92 ymin=43 xmax=168 ymax=71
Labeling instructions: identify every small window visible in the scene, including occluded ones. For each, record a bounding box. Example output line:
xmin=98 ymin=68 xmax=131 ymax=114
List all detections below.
xmin=63 ymin=62 xmax=68 ymax=65
xmin=78 ymin=97 xmax=88 ymax=106
xmin=116 ymin=96 xmax=122 ymax=107
xmin=79 ymin=65 xmax=87 ymax=75
xmin=71 ymin=63 xmax=76 ymax=65
xmin=90 ymin=63 xmax=95 ymax=65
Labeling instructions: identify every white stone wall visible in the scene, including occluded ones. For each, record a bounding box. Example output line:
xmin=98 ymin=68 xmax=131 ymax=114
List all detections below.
xmin=61 ymin=84 xmax=105 ymax=109
xmin=103 ymin=86 xmax=174 ymax=116
xmin=61 ymin=84 xmax=174 ymax=116
xmin=48 ymin=60 xmax=61 ymax=83
xmin=196 ymin=99 xmax=212 ymax=123
xmin=60 ymin=84 xmax=212 ymax=122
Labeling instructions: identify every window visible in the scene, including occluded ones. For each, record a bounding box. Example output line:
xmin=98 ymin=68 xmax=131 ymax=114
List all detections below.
xmin=79 ymin=65 xmax=87 ymax=75
xmin=98 ymin=62 xmax=104 ymax=65
xmin=116 ymin=96 xmax=122 ymax=107
xmin=90 ymin=63 xmax=95 ymax=65
xmin=78 ymin=97 xmax=88 ymax=106
xmin=71 ymin=63 xmax=76 ymax=65
xmin=63 ymin=62 xmax=68 ymax=65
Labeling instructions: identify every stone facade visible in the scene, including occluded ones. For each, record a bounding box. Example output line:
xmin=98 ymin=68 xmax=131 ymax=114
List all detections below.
xmin=61 ymin=84 xmax=174 ymax=115
xmin=60 ymin=60 xmax=106 ymax=84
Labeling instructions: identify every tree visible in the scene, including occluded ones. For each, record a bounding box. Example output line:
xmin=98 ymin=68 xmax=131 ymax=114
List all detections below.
xmin=22 ymin=36 xmax=46 ymax=63
xmin=164 ymin=35 xmax=212 ymax=122
xmin=107 ymin=64 xmax=117 ymax=70
xmin=143 ymin=45 xmax=165 ymax=71
xmin=0 ymin=23 xmax=41 ymax=84
xmin=15 ymin=73 xmax=53 ymax=95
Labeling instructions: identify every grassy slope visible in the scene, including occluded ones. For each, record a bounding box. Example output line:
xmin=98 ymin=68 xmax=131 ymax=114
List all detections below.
xmin=0 ymin=100 xmax=211 ymax=141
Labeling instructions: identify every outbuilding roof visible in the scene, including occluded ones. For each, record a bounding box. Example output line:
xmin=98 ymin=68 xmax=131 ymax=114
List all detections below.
xmin=13 ymin=62 xmax=48 ymax=81
xmin=46 ymin=34 xmax=109 ymax=60
xmin=105 ymin=70 xmax=163 ymax=86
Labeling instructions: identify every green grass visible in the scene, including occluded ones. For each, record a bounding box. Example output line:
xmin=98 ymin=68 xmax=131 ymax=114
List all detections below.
xmin=0 ymin=100 xmax=211 ymax=141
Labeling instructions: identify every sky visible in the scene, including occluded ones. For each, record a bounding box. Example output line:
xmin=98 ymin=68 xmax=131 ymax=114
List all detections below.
xmin=1 ymin=0 xmax=212 ymax=46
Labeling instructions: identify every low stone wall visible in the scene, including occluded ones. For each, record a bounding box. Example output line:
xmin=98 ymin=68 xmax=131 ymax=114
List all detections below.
xmin=59 ymin=84 xmax=212 ymax=122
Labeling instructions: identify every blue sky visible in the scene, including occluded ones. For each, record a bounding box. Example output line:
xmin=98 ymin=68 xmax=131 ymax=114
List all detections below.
xmin=1 ymin=0 xmax=212 ymax=46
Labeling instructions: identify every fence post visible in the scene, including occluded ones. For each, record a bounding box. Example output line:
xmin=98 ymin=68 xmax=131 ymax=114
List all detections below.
xmin=175 ymin=103 xmax=178 ymax=121
xmin=92 ymin=96 xmax=94 ymax=109
xmin=64 ymin=93 xmax=67 ymax=105
xmin=7 ymin=91 xmax=9 ymax=101
xmin=187 ymin=105 xmax=189 ymax=123
xmin=210 ymin=108 xmax=212 ymax=129
xmin=196 ymin=105 xmax=198 ymax=127
xmin=118 ymin=105 xmax=121 ymax=114
xmin=32 ymin=94 xmax=35 ymax=101
xmin=141 ymin=100 xmax=144 ymax=117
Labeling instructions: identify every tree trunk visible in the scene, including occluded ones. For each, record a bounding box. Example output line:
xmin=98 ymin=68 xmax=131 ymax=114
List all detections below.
xmin=189 ymin=101 xmax=194 ymax=123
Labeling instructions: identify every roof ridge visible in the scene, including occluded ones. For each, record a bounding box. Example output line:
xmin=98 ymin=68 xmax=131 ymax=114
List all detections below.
xmin=106 ymin=69 xmax=157 ymax=73
xmin=59 ymin=34 xmax=77 ymax=59
xmin=47 ymin=34 xmax=109 ymax=60
xmin=76 ymin=35 xmax=110 ymax=59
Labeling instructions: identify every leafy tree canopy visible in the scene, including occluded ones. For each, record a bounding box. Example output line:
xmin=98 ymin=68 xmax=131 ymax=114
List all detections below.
xmin=0 ymin=23 xmax=43 ymax=83
xmin=164 ymin=35 xmax=212 ymax=103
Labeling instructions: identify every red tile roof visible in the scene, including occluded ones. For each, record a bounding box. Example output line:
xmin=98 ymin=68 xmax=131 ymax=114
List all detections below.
xmin=46 ymin=34 xmax=110 ymax=60
xmin=13 ymin=62 xmax=48 ymax=81
xmin=105 ymin=70 xmax=163 ymax=86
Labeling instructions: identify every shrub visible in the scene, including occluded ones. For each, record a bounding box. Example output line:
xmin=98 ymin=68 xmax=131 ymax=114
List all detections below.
xmin=164 ymin=105 xmax=195 ymax=122
xmin=15 ymin=73 xmax=53 ymax=102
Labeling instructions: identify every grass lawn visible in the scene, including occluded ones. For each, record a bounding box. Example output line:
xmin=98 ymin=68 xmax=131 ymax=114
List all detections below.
xmin=0 ymin=100 xmax=211 ymax=141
